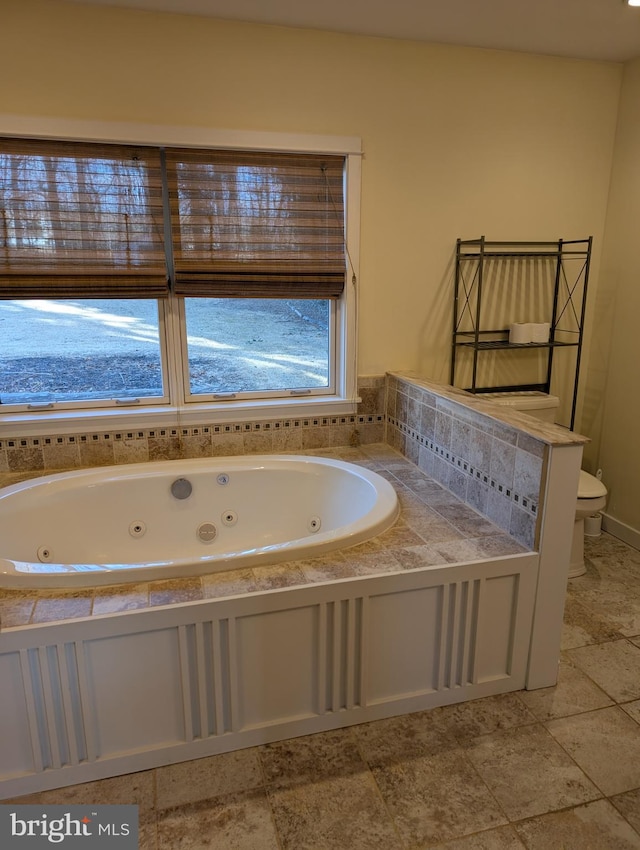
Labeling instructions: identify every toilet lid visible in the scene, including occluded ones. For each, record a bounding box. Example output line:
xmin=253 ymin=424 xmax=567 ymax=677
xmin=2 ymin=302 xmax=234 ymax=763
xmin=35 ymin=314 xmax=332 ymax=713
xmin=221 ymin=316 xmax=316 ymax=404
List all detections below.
xmin=579 ymin=470 xmax=607 ymax=499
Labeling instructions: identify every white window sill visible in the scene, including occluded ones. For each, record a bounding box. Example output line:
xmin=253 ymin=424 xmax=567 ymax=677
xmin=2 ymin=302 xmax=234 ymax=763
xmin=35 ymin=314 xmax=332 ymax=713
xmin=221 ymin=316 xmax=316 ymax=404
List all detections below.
xmin=0 ymin=396 xmax=361 ymax=439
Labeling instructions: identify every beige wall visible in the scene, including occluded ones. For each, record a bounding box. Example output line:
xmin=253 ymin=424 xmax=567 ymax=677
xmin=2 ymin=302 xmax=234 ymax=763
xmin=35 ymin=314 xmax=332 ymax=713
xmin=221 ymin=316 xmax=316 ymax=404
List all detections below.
xmin=2 ymin=1 xmax=634 ymax=522
xmin=586 ymin=58 xmax=640 ymax=533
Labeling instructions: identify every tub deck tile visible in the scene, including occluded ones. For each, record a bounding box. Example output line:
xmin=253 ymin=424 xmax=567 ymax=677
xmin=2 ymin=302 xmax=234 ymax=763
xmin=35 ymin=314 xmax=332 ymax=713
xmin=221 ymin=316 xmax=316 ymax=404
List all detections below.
xmin=201 ymin=568 xmax=259 ymax=599
xmin=148 ymin=577 xmax=205 ymax=607
xmin=92 ymin=583 xmax=151 ymax=615
xmin=30 ymin=593 xmax=93 ymax=624
xmin=0 ymin=444 xmax=532 ymax=628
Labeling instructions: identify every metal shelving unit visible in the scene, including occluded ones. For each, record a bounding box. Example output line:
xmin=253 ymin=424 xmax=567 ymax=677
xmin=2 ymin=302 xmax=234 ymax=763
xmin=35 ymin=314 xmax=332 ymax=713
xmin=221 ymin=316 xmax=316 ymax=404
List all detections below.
xmin=450 ymin=236 xmax=592 ymax=429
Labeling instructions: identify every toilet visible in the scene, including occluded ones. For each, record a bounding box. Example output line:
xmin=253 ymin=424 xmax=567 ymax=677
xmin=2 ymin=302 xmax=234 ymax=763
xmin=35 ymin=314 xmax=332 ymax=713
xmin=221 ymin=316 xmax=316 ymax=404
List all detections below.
xmin=485 ymin=392 xmax=607 ymax=578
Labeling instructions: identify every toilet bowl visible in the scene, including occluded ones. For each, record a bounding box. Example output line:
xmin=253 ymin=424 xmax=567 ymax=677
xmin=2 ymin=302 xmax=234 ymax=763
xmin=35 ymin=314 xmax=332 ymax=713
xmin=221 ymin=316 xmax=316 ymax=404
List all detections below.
xmin=571 ymin=470 xmax=607 ymax=578
xmin=482 ymin=392 xmax=607 ymax=578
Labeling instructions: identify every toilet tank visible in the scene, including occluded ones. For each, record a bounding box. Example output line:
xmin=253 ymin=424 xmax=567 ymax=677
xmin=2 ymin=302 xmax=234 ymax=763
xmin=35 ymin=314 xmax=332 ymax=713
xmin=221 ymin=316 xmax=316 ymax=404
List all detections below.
xmin=481 ymin=391 xmax=560 ymax=422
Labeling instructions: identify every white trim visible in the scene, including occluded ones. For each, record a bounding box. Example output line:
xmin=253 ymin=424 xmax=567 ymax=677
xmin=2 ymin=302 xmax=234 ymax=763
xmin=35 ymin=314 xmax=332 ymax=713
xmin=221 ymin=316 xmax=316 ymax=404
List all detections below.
xmin=0 ymin=396 xmax=361 ymax=439
xmin=0 ymin=113 xmax=362 ymax=156
xmin=602 ymin=511 xmax=640 ymax=551
xmin=525 ymin=443 xmax=583 ymax=690
xmin=341 ymin=153 xmax=361 ymax=402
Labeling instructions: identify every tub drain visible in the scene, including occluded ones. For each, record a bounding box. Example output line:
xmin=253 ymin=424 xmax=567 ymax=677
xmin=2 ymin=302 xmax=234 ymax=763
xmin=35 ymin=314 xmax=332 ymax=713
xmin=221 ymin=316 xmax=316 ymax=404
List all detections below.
xmin=308 ymin=516 xmax=322 ymax=533
xmin=37 ymin=546 xmax=53 ymax=562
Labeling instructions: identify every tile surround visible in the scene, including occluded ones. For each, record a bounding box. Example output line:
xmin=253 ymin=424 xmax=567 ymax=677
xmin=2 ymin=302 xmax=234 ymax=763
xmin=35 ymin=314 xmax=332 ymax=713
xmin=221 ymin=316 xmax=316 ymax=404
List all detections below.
xmin=0 ymin=376 xmax=387 ymax=473
xmin=0 ymin=372 xmax=570 ymax=553
xmin=386 ymin=372 xmax=549 ymax=547
xmin=0 ymin=414 xmax=385 ymax=473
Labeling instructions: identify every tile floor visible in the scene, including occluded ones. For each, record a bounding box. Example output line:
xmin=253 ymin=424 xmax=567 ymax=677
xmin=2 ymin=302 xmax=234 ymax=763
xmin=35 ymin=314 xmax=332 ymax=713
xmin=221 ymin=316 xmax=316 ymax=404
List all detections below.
xmin=6 ymin=530 xmax=640 ymax=848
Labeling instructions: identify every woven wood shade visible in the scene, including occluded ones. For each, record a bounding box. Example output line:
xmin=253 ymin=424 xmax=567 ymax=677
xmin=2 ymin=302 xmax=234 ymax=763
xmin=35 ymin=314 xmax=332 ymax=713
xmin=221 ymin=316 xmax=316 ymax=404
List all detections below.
xmin=166 ymin=149 xmax=346 ymax=298
xmin=0 ymin=140 xmax=346 ymax=300
xmin=0 ymin=138 xmax=167 ymax=299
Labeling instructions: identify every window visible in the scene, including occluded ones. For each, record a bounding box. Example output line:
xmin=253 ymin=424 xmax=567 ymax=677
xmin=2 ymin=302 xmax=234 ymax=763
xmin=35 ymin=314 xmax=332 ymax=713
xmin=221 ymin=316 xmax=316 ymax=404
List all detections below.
xmin=0 ymin=132 xmax=359 ymax=429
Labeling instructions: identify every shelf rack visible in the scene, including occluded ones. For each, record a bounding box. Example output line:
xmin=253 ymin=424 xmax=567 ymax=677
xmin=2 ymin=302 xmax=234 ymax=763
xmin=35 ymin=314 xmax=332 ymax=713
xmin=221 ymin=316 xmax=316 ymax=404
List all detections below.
xmin=450 ymin=236 xmax=592 ymax=430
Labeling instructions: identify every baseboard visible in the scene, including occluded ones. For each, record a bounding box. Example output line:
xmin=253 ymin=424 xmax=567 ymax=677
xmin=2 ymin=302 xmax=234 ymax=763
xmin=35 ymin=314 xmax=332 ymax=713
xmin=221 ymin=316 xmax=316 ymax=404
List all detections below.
xmin=602 ymin=512 xmax=640 ymax=552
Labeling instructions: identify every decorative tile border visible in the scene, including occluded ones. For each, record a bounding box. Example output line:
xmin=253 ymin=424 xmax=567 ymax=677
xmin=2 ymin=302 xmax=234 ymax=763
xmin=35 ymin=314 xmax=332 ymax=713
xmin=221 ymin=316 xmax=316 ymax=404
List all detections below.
xmin=0 ymin=415 xmax=384 ymax=451
xmin=388 ymin=415 xmax=537 ymax=516
xmin=0 ymin=413 xmax=386 ymax=477
xmin=385 ymin=374 xmax=546 ymax=549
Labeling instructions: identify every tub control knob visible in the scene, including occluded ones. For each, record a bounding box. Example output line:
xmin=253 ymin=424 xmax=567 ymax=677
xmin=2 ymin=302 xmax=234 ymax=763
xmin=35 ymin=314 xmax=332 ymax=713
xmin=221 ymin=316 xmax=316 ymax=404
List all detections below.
xmin=197 ymin=522 xmax=217 ymax=543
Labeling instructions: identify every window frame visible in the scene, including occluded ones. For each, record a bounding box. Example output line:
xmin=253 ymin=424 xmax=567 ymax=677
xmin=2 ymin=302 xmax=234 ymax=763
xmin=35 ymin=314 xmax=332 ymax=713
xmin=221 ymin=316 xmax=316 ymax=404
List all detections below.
xmin=178 ymin=297 xmax=337 ymax=404
xmin=0 ymin=117 xmax=362 ymax=438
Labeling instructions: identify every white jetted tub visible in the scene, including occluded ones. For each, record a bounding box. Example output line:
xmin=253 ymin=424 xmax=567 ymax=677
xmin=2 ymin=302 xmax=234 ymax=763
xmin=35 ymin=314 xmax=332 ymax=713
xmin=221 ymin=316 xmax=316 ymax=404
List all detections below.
xmin=0 ymin=454 xmax=399 ymax=588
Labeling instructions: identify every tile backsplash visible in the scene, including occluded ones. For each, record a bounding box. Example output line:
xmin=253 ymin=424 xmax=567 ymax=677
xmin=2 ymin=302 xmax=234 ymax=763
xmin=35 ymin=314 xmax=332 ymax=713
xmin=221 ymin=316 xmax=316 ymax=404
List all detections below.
xmin=0 ymin=372 xmax=546 ymax=549
xmin=0 ymin=377 xmax=386 ymax=476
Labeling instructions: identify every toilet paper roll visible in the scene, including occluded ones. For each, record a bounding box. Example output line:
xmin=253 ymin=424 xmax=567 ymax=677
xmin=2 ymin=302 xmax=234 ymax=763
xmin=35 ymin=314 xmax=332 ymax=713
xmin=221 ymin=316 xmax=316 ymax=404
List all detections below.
xmin=530 ymin=322 xmax=550 ymax=343
xmin=509 ymin=323 xmax=533 ymax=344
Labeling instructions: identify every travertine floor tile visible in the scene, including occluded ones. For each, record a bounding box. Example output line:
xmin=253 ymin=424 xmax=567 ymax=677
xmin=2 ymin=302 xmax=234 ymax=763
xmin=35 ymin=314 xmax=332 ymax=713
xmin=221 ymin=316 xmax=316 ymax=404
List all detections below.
xmin=156 ymin=749 xmax=263 ymax=809
xmin=426 ymin=825 xmax=526 ymax=849
xmin=267 ymin=770 xmax=399 ymax=850
xmin=611 ymin=788 xmax=640 ymax=833
xmin=622 ymin=699 xmax=640 ymax=725
xmin=353 ymin=707 xmax=458 ymax=765
xmin=569 ymin=583 xmax=640 ymax=637
xmin=567 ymin=639 xmax=640 ymax=702
xmin=434 ymin=693 xmax=537 ymax=741
xmin=517 ymin=656 xmax=614 ymax=720
xmin=260 ymin=728 xmax=401 ymax=848
xmin=561 ymin=596 xmax=622 ymax=650
xmin=546 ymin=706 xmax=640 ymax=796
xmin=259 ymin=728 xmax=365 ymax=789
xmin=157 ymin=790 xmax=279 ymax=850
xmin=513 ymin=799 xmax=640 ymax=849
xmin=368 ymin=749 xmax=508 ymax=846
xmin=465 ymin=724 xmax=600 ymax=820
xmin=429 ymin=826 xmax=524 ymax=850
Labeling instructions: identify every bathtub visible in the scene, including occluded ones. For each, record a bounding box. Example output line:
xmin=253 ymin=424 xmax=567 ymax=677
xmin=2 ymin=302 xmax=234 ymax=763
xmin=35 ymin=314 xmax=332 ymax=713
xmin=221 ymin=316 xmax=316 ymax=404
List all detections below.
xmin=0 ymin=454 xmax=399 ymax=588
xmin=0 ymin=380 xmax=582 ymax=801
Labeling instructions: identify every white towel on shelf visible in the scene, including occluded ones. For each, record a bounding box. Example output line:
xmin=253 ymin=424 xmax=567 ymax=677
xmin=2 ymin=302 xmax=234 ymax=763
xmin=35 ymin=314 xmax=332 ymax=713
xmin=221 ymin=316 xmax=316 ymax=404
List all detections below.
xmin=530 ymin=322 xmax=550 ymax=343
xmin=509 ymin=323 xmax=533 ymax=344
